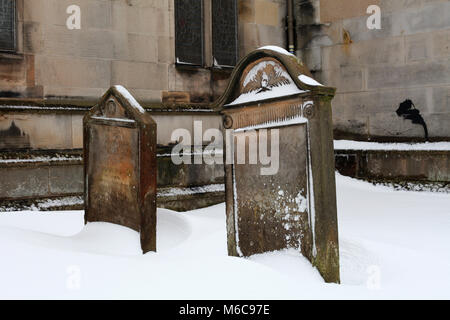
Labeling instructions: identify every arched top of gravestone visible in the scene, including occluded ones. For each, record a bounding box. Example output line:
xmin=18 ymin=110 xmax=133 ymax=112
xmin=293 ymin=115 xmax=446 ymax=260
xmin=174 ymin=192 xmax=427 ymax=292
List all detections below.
xmin=213 ymin=46 xmax=336 ymax=110
xmin=84 ymin=85 xmax=155 ymax=127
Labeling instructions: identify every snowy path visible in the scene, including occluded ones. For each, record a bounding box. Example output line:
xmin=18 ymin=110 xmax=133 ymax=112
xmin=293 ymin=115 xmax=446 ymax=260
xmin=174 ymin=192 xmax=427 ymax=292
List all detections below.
xmin=0 ymin=174 xmax=448 ymax=299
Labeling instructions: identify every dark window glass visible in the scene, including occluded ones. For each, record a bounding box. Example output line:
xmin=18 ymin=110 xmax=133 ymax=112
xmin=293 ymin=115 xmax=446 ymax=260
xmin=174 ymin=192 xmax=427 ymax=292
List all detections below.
xmin=175 ymin=0 xmax=204 ymax=66
xmin=212 ymin=0 xmax=238 ymax=67
xmin=0 ymin=0 xmax=15 ymax=52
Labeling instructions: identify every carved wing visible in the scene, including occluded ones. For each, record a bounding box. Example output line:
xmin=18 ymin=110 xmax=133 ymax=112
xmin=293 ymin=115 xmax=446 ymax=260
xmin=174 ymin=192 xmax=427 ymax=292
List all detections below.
xmin=241 ymin=63 xmax=291 ymax=94
xmin=242 ymin=73 xmax=263 ymax=94
xmin=266 ymin=64 xmax=291 ymax=89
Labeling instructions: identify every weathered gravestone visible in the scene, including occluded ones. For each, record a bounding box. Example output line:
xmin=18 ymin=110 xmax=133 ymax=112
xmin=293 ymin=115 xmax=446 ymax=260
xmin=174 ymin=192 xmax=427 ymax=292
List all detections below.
xmin=84 ymin=85 xmax=157 ymax=253
xmin=216 ymin=47 xmax=340 ymax=283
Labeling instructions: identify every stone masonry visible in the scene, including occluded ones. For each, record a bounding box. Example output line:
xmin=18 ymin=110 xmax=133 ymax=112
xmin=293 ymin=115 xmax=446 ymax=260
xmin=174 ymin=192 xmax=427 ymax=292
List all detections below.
xmin=295 ymin=0 xmax=450 ymax=141
xmin=0 ymin=0 xmax=287 ymax=105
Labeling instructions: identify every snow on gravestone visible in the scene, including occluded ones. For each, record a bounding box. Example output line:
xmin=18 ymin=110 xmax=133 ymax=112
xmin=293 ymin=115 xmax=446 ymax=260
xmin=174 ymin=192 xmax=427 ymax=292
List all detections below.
xmin=217 ymin=48 xmax=340 ymax=283
xmin=83 ymin=86 xmax=157 ymax=253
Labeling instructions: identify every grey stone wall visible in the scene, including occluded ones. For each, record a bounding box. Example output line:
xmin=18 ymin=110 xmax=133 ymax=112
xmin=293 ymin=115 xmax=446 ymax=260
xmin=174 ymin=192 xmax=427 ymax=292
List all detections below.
xmin=296 ymin=0 xmax=450 ymax=141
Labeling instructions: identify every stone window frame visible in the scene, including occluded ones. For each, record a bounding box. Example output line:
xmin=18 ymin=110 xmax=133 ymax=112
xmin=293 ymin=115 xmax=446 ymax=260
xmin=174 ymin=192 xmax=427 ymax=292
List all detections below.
xmin=0 ymin=0 xmax=23 ymax=59
xmin=175 ymin=0 xmax=238 ymax=70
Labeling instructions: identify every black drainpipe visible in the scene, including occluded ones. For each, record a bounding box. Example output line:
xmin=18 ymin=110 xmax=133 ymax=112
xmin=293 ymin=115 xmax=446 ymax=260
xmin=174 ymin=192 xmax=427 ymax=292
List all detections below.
xmin=287 ymin=0 xmax=295 ymax=54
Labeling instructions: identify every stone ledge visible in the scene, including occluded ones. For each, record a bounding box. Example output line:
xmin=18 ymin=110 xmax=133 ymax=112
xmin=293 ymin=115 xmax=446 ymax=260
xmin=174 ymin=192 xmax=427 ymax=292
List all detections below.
xmin=0 ymin=185 xmax=226 ymax=212
xmin=0 ymin=196 xmax=84 ymax=212
xmin=336 ymin=149 xmax=450 ymax=183
xmin=0 ymin=152 xmax=83 ymax=168
xmin=362 ymin=179 xmax=450 ymax=193
xmin=157 ymin=185 xmax=225 ymax=212
xmin=0 ymin=100 xmax=219 ymax=115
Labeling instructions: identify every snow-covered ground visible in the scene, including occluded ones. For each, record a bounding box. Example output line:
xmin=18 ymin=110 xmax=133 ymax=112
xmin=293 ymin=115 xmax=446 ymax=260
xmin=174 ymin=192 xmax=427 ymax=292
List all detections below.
xmin=0 ymin=173 xmax=449 ymax=299
xmin=334 ymin=140 xmax=450 ymax=151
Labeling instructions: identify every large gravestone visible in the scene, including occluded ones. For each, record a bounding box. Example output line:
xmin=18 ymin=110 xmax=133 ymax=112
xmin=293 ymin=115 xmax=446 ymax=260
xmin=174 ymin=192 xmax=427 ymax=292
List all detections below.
xmin=84 ymin=86 xmax=157 ymax=253
xmin=216 ymin=48 xmax=340 ymax=283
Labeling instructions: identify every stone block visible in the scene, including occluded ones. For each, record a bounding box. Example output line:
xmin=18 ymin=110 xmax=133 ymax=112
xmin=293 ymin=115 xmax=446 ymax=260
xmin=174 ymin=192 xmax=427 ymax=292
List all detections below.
xmin=158 ymin=36 xmax=174 ymax=64
xmin=49 ymin=165 xmax=83 ymax=194
xmin=254 ymin=0 xmax=279 ymax=27
xmin=369 ymin=111 xmax=427 ymax=139
xmin=172 ymin=68 xmax=212 ymax=103
xmin=151 ymin=114 xmax=222 ymax=147
xmin=162 ymin=91 xmax=190 ymax=104
xmin=430 ymin=86 xmax=450 ymax=114
xmin=36 ymin=56 xmax=111 ymax=89
xmin=256 ymin=24 xmax=285 ymax=47
xmin=0 ymin=167 xmax=49 ymax=199
xmin=405 ymin=33 xmax=432 ymax=62
xmin=128 ymin=88 xmax=163 ymax=103
xmin=23 ymin=0 xmax=47 ymax=23
xmin=365 ymin=150 xmax=450 ymax=181
xmin=399 ymin=1 xmax=450 ymax=36
xmin=112 ymin=31 xmax=128 ymax=60
xmin=425 ymin=113 xmax=450 ymax=138
xmin=111 ymin=61 xmax=168 ymax=91
xmin=42 ymin=0 xmax=112 ymax=29
xmin=72 ymin=114 xmax=83 ymax=149
xmin=23 ymin=21 xmax=44 ymax=54
xmin=111 ymin=0 xmax=127 ymax=32
xmin=341 ymin=1 xmax=450 ymax=43
xmin=1 ymin=113 xmax=81 ymax=150
xmin=79 ymin=29 xmax=115 ymax=59
xmin=43 ymin=24 xmax=81 ymax=57
xmin=151 ymin=114 xmax=194 ymax=146
xmin=84 ymin=0 xmax=112 ymax=30
xmin=127 ymin=33 xmax=158 ymax=63
xmin=333 ymin=115 xmax=369 ymax=139
xmin=238 ymin=0 xmax=255 ymax=23
xmin=320 ymin=0 xmax=380 ymax=23
xmin=302 ymin=47 xmax=322 ymax=72
xmin=126 ymin=6 xmax=169 ymax=36
xmin=379 ymin=0 xmax=449 ymax=14
xmin=239 ymin=23 xmax=260 ymax=50
xmin=321 ymin=37 xmax=404 ymax=71
xmin=432 ymin=29 xmax=450 ymax=59
xmin=0 ymin=57 xmax=27 ymax=86
xmin=335 ymin=87 xmax=431 ymax=117
xmin=43 ymin=86 xmax=106 ymax=101
xmin=341 ymin=13 xmax=393 ymax=43
xmin=367 ymin=59 xmax=450 ymax=90
xmin=321 ymin=66 xmax=364 ymax=93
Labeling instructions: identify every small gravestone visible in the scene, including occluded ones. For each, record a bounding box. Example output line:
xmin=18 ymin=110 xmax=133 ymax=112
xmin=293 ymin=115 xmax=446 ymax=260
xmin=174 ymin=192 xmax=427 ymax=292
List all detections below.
xmin=83 ymin=85 xmax=157 ymax=253
xmin=218 ymin=48 xmax=340 ymax=283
